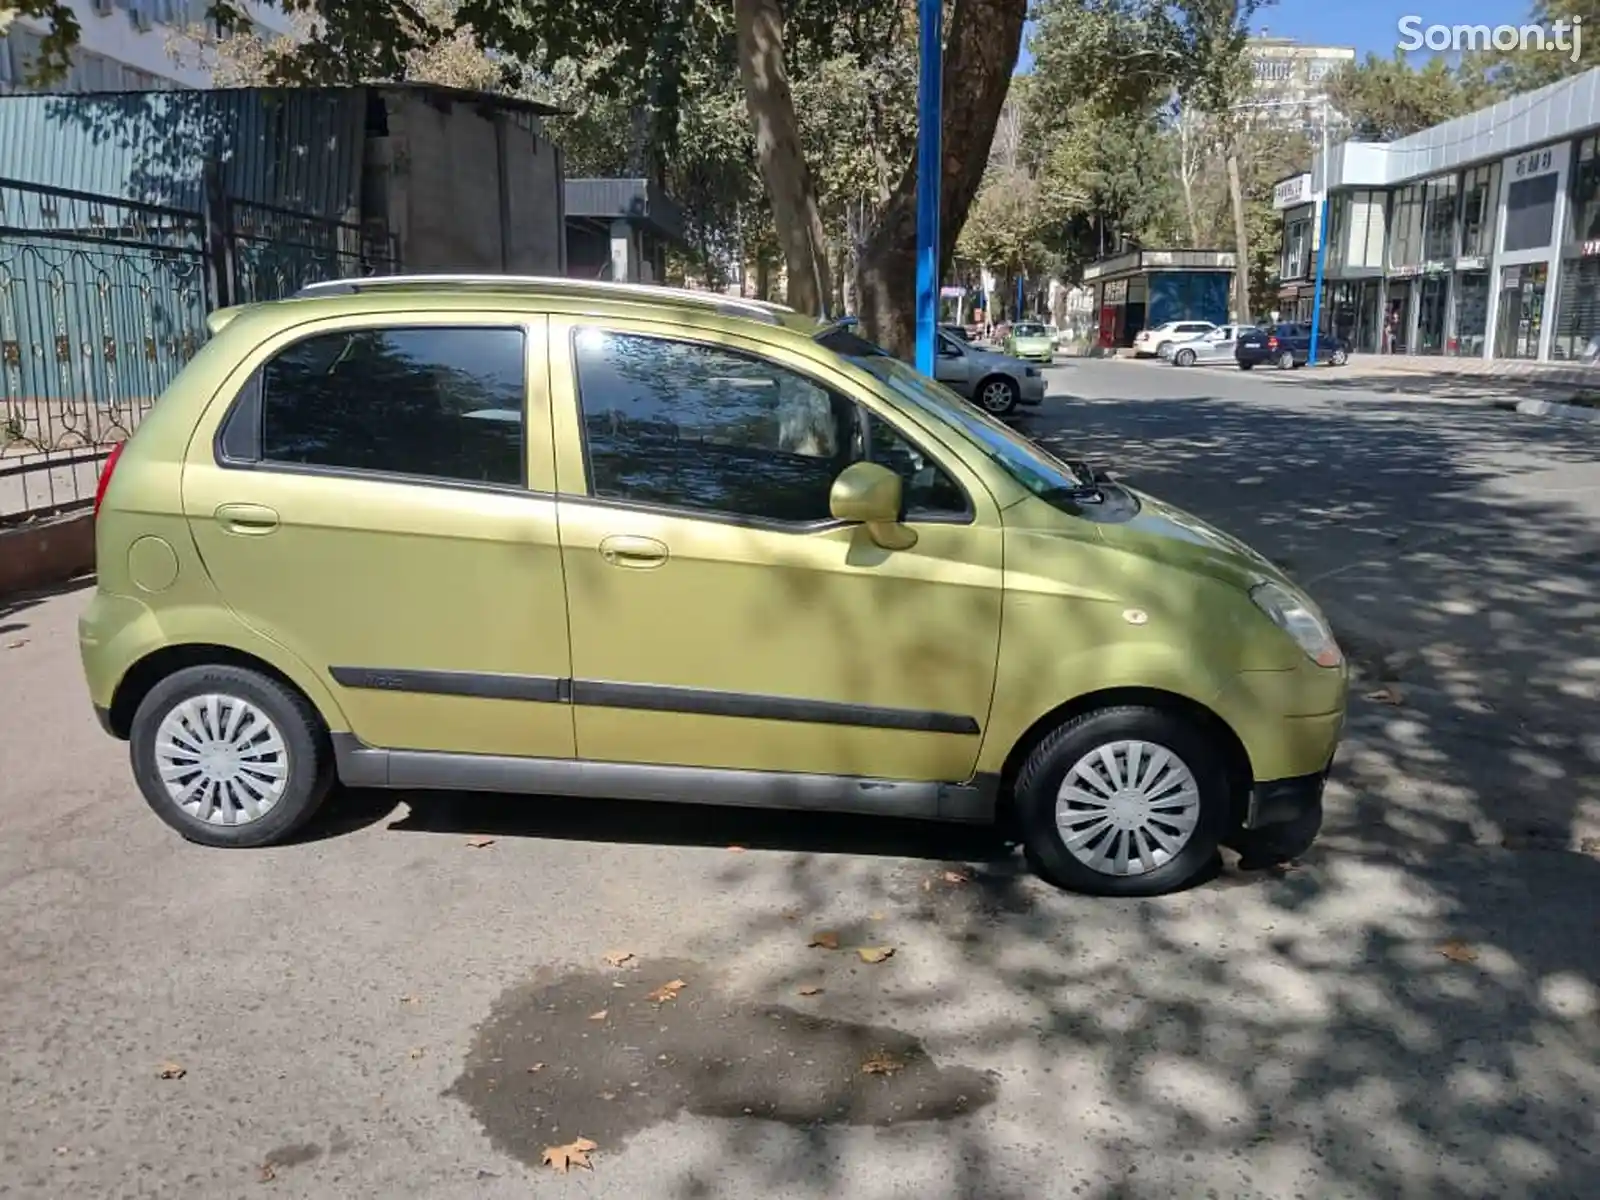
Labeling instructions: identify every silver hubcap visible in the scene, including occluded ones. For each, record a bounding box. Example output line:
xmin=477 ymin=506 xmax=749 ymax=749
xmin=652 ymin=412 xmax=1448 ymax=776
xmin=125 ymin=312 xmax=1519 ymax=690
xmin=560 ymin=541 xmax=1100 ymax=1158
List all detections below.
xmin=155 ymin=694 xmax=290 ymax=826
xmin=1055 ymin=740 xmax=1201 ymax=877
xmin=980 ymin=382 xmax=1013 ymax=411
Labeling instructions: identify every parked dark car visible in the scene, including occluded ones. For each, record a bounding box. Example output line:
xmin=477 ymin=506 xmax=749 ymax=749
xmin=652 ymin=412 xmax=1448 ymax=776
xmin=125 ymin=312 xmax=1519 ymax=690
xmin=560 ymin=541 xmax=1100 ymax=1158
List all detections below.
xmin=1235 ymin=323 xmax=1350 ymax=371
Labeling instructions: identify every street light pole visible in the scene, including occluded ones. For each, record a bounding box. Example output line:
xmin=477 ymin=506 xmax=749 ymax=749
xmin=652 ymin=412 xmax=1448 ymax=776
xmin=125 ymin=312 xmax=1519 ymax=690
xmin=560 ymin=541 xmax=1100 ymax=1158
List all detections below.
xmin=1309 ymin=95 xmax=1331 ymax=366
xmin=913 ymin=0 xmax=943 ymax=376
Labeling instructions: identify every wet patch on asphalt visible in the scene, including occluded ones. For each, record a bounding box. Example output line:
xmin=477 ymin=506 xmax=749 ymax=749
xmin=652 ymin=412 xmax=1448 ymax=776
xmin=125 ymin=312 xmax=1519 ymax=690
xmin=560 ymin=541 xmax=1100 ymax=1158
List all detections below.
xmin=448 ymin=957 xmax=997 ymax=1166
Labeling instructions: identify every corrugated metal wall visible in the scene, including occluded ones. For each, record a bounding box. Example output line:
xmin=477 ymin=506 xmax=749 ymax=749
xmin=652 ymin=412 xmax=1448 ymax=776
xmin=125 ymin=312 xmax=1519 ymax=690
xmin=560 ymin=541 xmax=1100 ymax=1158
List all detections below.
xmin=0 ymin=87 xmax=365 ymax=218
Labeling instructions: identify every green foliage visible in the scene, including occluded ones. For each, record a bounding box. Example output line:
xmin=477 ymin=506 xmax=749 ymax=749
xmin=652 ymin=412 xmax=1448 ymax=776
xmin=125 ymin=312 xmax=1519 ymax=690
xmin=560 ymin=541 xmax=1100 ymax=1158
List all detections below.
xmin=1325 ymin=52 xmax=1499 ymax=142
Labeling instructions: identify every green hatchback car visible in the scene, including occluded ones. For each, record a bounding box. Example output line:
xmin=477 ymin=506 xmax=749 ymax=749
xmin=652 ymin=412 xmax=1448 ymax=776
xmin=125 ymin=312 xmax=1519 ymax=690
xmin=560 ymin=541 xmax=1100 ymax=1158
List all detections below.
xmin=1004 ymin=321 xmax=1056 ymax=364
xmin=81 ymin=276 xmax=1345 ymax=896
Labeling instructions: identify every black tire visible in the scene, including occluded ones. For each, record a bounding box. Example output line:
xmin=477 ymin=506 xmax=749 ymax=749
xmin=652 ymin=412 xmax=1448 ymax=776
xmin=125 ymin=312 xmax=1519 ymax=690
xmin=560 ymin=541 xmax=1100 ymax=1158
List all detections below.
xmin=1174 ymin=348 xmax=1196 ymax=367
xmin=974 ymin=375 xmax=1019 ymax=416
xmin=1012 ymin=705 xmax=1230 ymax=896
xmin=1330 ymin=348 xmax=1348 ymax=366
xmin=130 ymin=664 xmax=334 ymax=848
xmin=1276 ymin=350 xmax=1296 ymax=370
xmin=1237 ymin=361 xmax=1254 ymax=371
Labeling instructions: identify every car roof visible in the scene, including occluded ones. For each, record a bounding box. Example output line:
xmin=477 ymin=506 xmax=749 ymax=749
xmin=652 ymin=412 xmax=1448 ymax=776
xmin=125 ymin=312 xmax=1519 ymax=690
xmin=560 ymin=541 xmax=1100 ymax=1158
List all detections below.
xmin=209 ymin=275 xmax=828 ymax=340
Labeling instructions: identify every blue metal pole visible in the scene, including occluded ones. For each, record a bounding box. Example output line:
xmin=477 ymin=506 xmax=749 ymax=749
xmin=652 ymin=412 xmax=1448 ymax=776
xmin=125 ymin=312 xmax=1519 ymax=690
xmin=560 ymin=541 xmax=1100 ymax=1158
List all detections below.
xmin=913 ymin=0 xmax=943 ymax=376
xmin=1016 ymin=274 xmax=1024 ymax=318
xmin=1309 ymin=190 xmax=1331 ymax=365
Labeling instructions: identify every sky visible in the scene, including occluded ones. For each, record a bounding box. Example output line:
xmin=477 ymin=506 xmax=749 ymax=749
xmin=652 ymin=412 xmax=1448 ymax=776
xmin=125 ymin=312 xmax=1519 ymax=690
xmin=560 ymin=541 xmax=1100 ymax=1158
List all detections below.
xmin=1014 ymin=0 xmax=1527 ymax=73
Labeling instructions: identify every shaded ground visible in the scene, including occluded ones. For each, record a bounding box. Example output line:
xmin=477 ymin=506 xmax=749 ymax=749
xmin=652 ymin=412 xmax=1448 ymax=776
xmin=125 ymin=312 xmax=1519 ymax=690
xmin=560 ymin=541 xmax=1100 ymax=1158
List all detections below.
xmin=0 ymin=368 xmax=1596 ymax=1197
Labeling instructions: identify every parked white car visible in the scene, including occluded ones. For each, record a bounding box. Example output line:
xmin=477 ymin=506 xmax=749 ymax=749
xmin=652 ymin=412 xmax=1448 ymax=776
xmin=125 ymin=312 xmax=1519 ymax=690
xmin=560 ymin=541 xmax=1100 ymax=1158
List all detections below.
xmin=1165 ymin=325 xmax=1242 ymax=366
xmin=934 ymin=332 xmax=1047 ymax=416
xmin=1133 ymin=320 xmax=1217 ymax=359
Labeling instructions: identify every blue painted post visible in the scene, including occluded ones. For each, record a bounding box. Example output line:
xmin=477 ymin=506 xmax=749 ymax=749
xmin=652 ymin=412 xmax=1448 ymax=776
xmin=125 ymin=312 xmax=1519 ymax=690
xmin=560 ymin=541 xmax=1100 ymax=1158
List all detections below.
xmin=1309 ymin=189 xmax=1332 ymax=365
xmin=913 ymin=0 xmax=943 ymax=376
xmin=1016 ymin=274 xmax=1024 ymax=319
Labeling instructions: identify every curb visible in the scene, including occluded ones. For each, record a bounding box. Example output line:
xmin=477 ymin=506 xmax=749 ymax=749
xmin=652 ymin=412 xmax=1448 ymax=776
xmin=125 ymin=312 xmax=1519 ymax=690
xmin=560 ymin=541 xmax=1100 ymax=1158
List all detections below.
xmin=1501 ymin=397 xmax=1600 ymax=423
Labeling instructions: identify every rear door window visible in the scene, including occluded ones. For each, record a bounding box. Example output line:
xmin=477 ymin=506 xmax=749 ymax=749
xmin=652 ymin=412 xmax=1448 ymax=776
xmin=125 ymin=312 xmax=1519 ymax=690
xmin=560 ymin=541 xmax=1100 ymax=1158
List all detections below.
xmin=225 ymin=327 xmax=528 ymax=488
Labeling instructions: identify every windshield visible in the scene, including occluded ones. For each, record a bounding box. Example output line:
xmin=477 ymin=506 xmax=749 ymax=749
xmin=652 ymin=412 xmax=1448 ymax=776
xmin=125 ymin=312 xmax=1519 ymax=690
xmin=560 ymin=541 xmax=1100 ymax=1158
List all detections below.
xmin=1012 ymin=323 xmax=1047 ymax=337
xmin=848 ymin=353 xmax=1084 ymax=494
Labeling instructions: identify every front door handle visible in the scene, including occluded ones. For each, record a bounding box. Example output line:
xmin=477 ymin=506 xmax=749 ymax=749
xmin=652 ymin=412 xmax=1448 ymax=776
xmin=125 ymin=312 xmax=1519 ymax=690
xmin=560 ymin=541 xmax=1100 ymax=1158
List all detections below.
xmin=215 ymin=502 xmax=280 ymax=536
xmin=599 ymin=534 xmax=668 ymax=569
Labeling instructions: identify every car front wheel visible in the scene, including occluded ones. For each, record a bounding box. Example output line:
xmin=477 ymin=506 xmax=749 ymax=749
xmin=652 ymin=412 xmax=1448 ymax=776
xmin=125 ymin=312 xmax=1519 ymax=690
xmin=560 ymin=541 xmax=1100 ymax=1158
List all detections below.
xmin=1012 ymin=705 xmax=1229 ymax=896
xmin=975 ymin=375 xmax=1019 ymax=416
xmin=1174 ymin=348 xmax=1196 ymax=367
xmin=129 ymin=664 xmax=334 ymax=847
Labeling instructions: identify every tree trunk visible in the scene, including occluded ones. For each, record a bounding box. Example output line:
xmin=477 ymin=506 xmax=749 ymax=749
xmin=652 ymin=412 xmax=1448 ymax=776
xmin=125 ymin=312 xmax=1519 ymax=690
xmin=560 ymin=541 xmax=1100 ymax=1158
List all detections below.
xmin=855 ymin=0 xmax=1028 ymax=358
xmin=733 ymin=0 xmax=832 ymax=316
xmin=1226 ymin=149 xmax=1251 ymax=323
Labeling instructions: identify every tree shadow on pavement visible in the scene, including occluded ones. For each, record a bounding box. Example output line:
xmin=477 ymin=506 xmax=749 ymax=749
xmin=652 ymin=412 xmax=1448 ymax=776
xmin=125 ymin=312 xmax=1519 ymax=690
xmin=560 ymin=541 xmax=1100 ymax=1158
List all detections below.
xmin=641 ymin=393 xmax=1600 ymax=1198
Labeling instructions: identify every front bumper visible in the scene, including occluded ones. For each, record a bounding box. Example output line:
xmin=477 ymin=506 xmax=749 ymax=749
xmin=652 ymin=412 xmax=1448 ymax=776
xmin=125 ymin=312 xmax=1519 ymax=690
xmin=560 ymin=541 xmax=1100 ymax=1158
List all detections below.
xmin=1245 ymin=765 xmax=1328 ymax=829
xmin=1019 ymin=375 xmax=1046 ymax=404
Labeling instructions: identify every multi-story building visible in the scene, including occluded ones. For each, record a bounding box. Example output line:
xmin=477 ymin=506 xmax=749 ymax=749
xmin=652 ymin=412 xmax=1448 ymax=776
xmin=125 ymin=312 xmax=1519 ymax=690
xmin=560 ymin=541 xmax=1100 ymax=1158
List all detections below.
xmin=1 ymin=0 xmax=293 ymax=92
xmin=1247 ymin=36 xmax=1354 ymax=136
xmin=1284 ymin=68 xmax=1600 ymax=361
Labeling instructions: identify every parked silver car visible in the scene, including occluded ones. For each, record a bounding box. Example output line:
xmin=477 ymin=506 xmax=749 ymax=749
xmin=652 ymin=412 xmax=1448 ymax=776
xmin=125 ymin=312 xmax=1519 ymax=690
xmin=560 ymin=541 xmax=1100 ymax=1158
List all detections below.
xmin=935 ymin=331 xmax=1046 ymax=416
xmin=1166 ymin=324 xmax=1242 ymax=367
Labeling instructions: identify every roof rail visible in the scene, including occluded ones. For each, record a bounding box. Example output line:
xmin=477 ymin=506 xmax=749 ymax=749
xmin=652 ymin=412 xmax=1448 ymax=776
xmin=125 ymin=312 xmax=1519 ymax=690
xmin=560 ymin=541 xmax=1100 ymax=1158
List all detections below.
xmin=292 ymin=274 xmax=795 ymax=325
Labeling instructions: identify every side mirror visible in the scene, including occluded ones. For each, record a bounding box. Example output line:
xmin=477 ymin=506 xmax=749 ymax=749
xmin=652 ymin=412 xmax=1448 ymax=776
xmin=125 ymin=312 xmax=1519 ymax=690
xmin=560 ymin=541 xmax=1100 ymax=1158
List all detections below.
xmin=829 ymin=462 xmax=917 ymax=550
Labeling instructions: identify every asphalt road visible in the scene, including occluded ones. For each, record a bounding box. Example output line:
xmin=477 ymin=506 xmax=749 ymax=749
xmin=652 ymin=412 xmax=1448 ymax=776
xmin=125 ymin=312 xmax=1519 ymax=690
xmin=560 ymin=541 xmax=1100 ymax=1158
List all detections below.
xmin=2 ymin=359 xmax=1597 ymax=1199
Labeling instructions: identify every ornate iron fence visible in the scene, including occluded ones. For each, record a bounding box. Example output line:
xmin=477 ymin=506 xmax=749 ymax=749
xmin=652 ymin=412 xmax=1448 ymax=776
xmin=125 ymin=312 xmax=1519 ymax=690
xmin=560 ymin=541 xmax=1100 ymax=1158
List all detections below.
xmin=0 ymin=179 xmax=209 ymax=522
xmin=227 ymin=198 xmax=400 ymax=303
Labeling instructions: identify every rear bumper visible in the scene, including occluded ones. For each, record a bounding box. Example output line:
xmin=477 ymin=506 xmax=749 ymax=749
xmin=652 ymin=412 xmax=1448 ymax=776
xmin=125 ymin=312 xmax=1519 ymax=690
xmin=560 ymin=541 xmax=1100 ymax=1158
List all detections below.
xmin=1245 ymin=765 xmax=1328 ymax=829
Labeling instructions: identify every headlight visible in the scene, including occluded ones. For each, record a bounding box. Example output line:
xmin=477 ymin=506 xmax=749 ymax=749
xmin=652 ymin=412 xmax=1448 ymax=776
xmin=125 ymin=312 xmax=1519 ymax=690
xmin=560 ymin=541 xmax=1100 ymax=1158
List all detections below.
xmin=1250 ymin=580 xmax=1342 ymax=667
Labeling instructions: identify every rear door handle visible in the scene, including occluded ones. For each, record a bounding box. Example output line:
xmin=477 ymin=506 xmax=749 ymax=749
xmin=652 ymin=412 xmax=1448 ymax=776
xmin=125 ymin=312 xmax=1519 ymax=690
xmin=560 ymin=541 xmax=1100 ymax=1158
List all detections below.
xmin=599 ymin=534 xmax=668 ymax=569
xmin=215 ymin=502 xmax=280 ymax=535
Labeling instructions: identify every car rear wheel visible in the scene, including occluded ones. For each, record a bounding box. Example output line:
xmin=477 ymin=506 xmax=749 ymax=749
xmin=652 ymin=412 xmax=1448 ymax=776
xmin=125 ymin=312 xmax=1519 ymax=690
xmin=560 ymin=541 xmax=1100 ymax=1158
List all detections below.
xmin=976 ymin=375 xmax=1019 ymax=416
xmin=1330 ymin=347 xmax=1348 ymax=366
xmin=1276 ymin=350 xmax=1296 ymax=370
xmin=1237 ymin=361 xmax=1254 ymax=371
xmin=130 ymin=664 xmax=334 ymax=848
xmin=1174 ymin=348 xmax=1197 ymax=367
xmin=1012 ymin=706 xmax=1229 ymax=896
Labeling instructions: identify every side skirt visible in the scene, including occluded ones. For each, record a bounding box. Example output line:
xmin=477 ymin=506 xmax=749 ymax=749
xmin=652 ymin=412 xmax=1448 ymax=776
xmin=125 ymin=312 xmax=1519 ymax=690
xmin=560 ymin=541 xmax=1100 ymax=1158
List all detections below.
xmin=330 ymin=734 xmax=998 ymax=823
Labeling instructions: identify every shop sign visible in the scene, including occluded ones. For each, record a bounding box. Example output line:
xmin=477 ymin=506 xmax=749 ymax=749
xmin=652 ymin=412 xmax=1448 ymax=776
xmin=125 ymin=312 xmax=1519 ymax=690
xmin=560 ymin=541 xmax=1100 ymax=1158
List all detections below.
xmin=1456 ymin=255 xmax=1487 ymax=271
xmin=1273 ymin=174 xmax=1313 ymax=210
xmin=1583 ymin=239 xmax=1600 ymax=257
xmin=1391 ymin=263 xmax=1423 ymax=278
xmin=1511 ymin=147 xmax=1556 ymax=178
xmin=1103 ymin=279 xmax=1129 ymax=303
xmin=1504 ymin=266 xmax=1521 ymax=287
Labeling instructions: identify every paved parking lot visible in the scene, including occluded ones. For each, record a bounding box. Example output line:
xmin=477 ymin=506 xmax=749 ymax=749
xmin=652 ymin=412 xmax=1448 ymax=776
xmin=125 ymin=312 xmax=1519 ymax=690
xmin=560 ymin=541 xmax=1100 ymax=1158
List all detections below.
xmin=2 ymin=361 xmax=1597 ymax=1198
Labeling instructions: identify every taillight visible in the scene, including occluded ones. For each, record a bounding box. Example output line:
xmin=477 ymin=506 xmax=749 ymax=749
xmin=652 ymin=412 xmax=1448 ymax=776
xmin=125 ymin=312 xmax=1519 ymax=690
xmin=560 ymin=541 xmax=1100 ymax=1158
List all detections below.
xmin=1267 ymin=336 xmax=1279 ymax=350
xmin=93 ymin=441 xmax=126 ymax=519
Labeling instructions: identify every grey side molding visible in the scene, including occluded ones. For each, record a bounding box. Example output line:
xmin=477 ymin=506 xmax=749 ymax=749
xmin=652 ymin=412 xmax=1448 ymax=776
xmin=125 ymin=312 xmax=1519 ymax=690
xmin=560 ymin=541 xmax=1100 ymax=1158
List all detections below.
xmin=329 ymin=734 xmax=996 ymax=823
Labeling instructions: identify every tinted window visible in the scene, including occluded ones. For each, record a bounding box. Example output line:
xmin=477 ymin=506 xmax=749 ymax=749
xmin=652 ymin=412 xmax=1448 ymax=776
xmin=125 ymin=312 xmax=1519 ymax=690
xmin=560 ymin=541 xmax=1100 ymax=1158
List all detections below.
xmin=572 ymin=329 xmax=966 ymax=524
xmin=257 ymin=327 xmax=526 ymax=486
xmin=1504 ymin=173 xmax=1558 ymax=252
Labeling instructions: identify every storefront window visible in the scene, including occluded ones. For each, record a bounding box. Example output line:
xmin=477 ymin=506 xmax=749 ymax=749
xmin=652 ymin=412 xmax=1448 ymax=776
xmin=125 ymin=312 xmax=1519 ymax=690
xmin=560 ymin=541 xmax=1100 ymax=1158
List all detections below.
xmin=1385 ymin=281 xmax=1413 ymax=352
xmin=1494 ymin=262 xmax=1548 ymax=358
xmin=1451 ymin=271 xmax=1490 ymax=356
xmin=1422 ymin=175 xmax=1458 ymax=261
xmin=1551 ymin=255 xmax=1600 ymax=360
xmin=1326 ymin=194 xmax=1349 ymax=271
xmin=1389 ymin=185 xmax=1424 ymax=268
xmin=1416 ymin=275 xmax=1448 ymax=353
xmin=1281 ymin=213 xmax=1312 ymax=279
xmin=1567 ymin=136 xmax=1600 ymax=247
xmin=1459 ymin=163 xmax=1500 ymax=257
xmin=1504 ymin=173 xmax=1559 ymax=253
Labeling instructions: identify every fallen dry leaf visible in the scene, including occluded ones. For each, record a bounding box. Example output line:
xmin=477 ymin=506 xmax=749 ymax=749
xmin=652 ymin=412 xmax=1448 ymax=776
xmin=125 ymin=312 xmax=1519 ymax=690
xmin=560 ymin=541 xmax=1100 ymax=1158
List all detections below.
xmin=921 ymin=879 xmax=933 ymax=892
xmin=465 ymin=836 xmax=496 ymax=849
xmin=869 ymin=911 xmax=886 ymax=921
xmin=857 ymin=946 xmax=895 ymax=964
xmin=599 ymin=1091 xmax=617 ymax=1101
xmin=587 ymin=1010 xmax=608 ymax=1021
xmin=726 ymin=845 xmax=746 ymax=853
xmin=602 ymin=950 xmax=634 ymax=968
xmin=526 ymin=1062 xmax=547 ymax=1073
xmin=541 ymin=1137 xmax=598 ymax=1174
xmin=861 ymin=1052 xmax=903 ymax=1076
xmin=3 ymin=639 xmax=27 ymax=650
xmin=258 ymin=1162 xmax=277 ymax=1183
xmin=797 ymin=985 xmax=824 ymax=997
xmin=941 ymin=869 xmax=971 ymax=885
xmin=1363 ymin=686 xmax=1404 ymax=706
xmin=1438 ymin=940 xmax=1479 ymax=964
xmin=398 ymin=993 xmax=420 ymax=1005
xmin=808 ymin=931 xmax=840 ymax=950
xmin=646 ymin=979 xmax=687 ymax=1003
xmin=408 ymin=1047 xmax=425 ymax=1059
xmin=156 ymin=1061 xmax=186 ymax=1080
